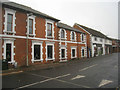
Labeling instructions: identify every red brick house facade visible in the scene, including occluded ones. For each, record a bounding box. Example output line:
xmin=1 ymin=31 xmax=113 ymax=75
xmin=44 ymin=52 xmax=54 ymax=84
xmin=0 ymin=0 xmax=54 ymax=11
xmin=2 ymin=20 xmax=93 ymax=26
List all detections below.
xmin=73 ymin=23 xmax=92 ymax=58
xmin=0 ymin=2 xmax=87 ymax=67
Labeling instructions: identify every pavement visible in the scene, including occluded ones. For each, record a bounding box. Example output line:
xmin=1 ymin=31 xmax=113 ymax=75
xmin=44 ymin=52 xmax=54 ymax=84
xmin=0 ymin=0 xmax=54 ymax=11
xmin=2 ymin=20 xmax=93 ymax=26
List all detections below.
xmin=1 ymin=53 xmax=119 ymax=89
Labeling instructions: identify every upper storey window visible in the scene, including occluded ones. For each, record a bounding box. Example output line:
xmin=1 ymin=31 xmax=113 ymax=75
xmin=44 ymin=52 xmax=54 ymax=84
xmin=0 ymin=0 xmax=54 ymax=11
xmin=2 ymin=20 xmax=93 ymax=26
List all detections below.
xmin=71 ymin=31 xmax=76 ymax=41
xmin=7 ymin=14 xmax=13 ymax=31
xmin=61 ymin=29 xmax=65 ymax=39
xmin=27 ymin=15 xmax=36 ymax=36
xmin=94 ymin=37 xmax=97 ymax=41
xmin=4 ymin=8 xmax=16 ymax=34
xmin=29 ymin=18 xmax=33 ymax=34
xmin=81 ymin=34 xmax=86 ymax=42
xmin=45 ymin=19 xmax=54 ymax=38
xmin=47 ymin=23 xmax=52 ymax=36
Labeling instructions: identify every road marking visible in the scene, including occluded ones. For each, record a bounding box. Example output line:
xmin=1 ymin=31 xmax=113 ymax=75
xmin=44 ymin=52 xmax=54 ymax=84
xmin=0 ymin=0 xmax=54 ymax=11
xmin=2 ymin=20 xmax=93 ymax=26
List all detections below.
xmin=71 ymin=75 xmax=85 ymax=80
xmin=98 ymin=79 xmax=113 ymax=87
xmin=79 ymin=64 xmax=98 ymax=72
xmin=14 ymin=73 xmax=70 ymax=89
xmin=0 ymin=71 xmax=23 ymax=76
xmin=55 ymin=78 xmax=90 ymax=88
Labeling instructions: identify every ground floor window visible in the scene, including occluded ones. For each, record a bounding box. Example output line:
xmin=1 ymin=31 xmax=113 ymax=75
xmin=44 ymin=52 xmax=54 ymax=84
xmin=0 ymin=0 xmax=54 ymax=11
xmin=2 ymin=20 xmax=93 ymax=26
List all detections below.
xmin=34 ymin=45 xmax=41 ymax=60
xmin=61 ymin=49 xmax=65 ymax=59
xmin=3 ymin=39 xmax=15 ymax=63
xmin=81 ymin=47 xmax=85 ymax=57
xmin=6 ymin=43 xmax=11 ymax=61
xmin=32 ymin=41 xmax=43 ymax=62
xmin=47 ymin=45 xmax=53 ymax=59
xmin=71 ymin=48 xmax=76 ymax=58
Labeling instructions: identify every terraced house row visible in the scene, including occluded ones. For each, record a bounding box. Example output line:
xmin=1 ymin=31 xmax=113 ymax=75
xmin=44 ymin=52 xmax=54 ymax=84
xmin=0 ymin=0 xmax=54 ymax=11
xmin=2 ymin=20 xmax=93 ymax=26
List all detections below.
xmin=0 ymin=2 xmax=112 ymax=67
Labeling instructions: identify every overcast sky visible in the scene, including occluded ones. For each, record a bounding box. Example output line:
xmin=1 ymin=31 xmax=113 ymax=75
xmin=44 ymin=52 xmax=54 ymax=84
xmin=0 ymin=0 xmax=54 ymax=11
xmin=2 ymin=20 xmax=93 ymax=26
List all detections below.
xmin=8 ymin=0 xmax=119 ymax=39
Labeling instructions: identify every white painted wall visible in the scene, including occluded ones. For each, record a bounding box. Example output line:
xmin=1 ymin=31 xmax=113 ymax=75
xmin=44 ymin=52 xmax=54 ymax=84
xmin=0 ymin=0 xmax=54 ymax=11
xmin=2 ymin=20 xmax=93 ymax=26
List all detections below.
xmin=91 ymin=36 xmax=112 ymax=57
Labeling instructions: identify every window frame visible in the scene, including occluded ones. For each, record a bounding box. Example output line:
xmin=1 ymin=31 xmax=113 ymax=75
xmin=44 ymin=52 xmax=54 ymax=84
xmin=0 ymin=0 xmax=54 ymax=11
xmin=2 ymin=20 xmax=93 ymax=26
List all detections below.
xmin=3 ymin=38 xmax=15 ymax=64
xmin=81 ymin=47 xmax=85 ymax=57
xmin=46 ymin=43 xmax=55 ymax=61
xmin=4 ymin=8 xmax=16 ymax=34
xmin=45 ymin=19 xmax=54 ymax=38
xmin=94 ymin=37 xmax=97 ymax=41
xmin=81 ymin=34 xmax=85 ymax=42
xmin=71 ymin=31 xmax=76 ymax=41
xmin=31 ymin=41 xmax=43 ymax=63
xmin=60 ymin=29 xmax=66 ymax=39
xmin=27 ymin=15 xmax=36 ymax=36
xmin=71 ymin=47 xmax=77 ymax=58
xmin=47 ymin=23 xmax=52 ymax=37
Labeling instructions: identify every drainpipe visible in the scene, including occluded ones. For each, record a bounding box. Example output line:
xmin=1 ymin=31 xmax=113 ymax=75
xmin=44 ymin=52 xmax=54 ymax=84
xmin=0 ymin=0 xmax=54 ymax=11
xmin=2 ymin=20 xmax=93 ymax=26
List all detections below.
xmin=26 ymin=34 xmax=29 ymax=66
xmin=26 ymin=13 xmax=33 ymax=67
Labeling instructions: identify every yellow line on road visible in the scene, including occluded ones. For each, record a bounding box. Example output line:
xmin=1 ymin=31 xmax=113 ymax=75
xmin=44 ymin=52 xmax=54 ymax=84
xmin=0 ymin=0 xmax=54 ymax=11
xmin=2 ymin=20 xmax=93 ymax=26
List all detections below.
xmin=0 ymin=71 xmax=23 ymax=76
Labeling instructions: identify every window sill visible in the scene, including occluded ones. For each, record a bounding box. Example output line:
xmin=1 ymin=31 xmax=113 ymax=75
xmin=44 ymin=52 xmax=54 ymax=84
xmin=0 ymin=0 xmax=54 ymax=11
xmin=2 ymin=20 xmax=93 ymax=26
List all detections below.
xmin=60 ymin=38 xmax=66 ymax=40
xmin=3 ymin=31 xmax=16 ymax=34
xmin=26 ymin=34 xmax=36 ymax=37
xmin=46 ymin=58 xmax=55 ymax=61
xmin=71 ymin=57 xmax=77 ymax=59
xmin=71 ymin=40 xmax=76 ymax=42
xmin=8 ymin=61 xmax=15 ymax=64
xmin=46 ymin=36 xmax=54 ymax=39
xmin=32 ymin=59 xmax=43 ymax=62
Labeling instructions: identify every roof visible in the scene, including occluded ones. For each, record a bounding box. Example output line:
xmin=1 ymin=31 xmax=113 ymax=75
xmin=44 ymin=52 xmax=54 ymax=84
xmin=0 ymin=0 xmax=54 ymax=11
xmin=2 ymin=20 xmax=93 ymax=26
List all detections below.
xmin=2 ymin=1 xmax=60 ymax=21
xmin=57 ymin=23 xmax=84 ymax=33
xmin=75 ymin=23 xmax=108 ymax=39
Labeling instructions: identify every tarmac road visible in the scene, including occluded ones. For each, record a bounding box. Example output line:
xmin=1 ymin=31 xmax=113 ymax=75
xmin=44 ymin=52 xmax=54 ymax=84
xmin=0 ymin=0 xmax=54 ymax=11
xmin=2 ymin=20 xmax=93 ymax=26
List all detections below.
xmin=2 ymin=53 xmax=119 ymax=89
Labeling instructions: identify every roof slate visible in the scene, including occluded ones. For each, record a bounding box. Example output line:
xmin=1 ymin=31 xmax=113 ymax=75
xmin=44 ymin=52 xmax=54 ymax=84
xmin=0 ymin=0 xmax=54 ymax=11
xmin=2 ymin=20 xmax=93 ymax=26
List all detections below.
xmin=2 ymin=2 xmax=60 ymax=21
xmin=76 ymin=23 xmax=109 ymax=39
xmin=57 ymin=23 xmax=83 ymax=33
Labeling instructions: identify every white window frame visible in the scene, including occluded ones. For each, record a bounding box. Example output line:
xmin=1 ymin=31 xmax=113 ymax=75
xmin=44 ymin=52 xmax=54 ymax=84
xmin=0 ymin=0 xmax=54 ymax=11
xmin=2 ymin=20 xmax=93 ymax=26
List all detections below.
xmin=3 ymin=8 xmax=16 ymax=34
xmin=81 ymin=34 xmax=85 ymax=42
xmin=71 ymin=31 xmax=76 ymax=41
xmin=26 ymin=14 xmax=36 ymax=36
xmin=81 ymin=47 xmax=85 ymax=57
xmin=31 ymin=41 xmax=43 ymax=63
xmin=60 ymin=29 xmax=66 ymax=39
xmin=71 ymin=47 xmax=77 ymax=59
xmin=45 ymin=42 xmax=55 ymax=61
xmin=45 ymin=19 xmax=54 ymax=38
xmin=3 ymin=38 xmax=15 ymax=64
xmin=60 ymin=47 xmax=67 ymax=59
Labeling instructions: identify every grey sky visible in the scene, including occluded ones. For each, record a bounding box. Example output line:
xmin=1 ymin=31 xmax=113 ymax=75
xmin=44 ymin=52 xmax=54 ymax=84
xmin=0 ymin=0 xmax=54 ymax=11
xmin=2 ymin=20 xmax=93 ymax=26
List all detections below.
xmin=9 ymin=0 xmax=119 ymax=39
